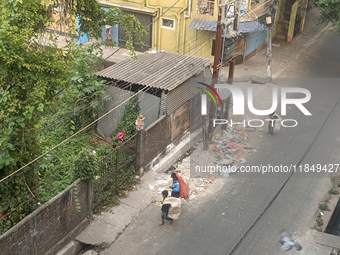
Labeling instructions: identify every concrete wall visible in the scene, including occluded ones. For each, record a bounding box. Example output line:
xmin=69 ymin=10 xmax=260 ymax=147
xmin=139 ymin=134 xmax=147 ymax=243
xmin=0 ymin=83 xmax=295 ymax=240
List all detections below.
xmin=138 ymin=91 xmax=161 ymax=128
xmin=0 ymin=180 xmax=91 ymax=255
xmin=97 ymin=86 xmax=160 ymax=136
xmin=97 ymin=86 xmax=134 ymax=136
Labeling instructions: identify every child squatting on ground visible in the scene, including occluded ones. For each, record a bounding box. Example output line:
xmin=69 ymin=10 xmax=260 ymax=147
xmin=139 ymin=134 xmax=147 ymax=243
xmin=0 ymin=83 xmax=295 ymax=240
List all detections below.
xmin=159 ymin=190 xmax=173 ymax=226
xmin=169 ymin=172 xmax=180 ymax=198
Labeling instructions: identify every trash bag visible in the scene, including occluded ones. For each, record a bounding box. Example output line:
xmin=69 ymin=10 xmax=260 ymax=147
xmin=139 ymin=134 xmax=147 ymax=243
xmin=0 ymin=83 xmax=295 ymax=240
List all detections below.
xmin=173 ymin=170 xmax=190 ymax=201
xmin=273 ymin=113 xmax=282 ymax=132
xmin=163 ymin=197 xmax=181 ymax=219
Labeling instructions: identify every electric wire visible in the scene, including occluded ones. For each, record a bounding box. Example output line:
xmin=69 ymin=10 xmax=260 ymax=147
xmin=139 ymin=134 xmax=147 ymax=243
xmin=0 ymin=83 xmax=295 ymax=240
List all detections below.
xmin=0 ymin=0 xmax=180 ymax=129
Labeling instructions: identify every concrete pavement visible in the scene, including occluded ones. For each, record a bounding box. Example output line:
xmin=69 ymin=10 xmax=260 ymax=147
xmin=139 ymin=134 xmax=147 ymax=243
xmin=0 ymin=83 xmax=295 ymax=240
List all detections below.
xmin=76 ymin=8 xmax=340 ymax=255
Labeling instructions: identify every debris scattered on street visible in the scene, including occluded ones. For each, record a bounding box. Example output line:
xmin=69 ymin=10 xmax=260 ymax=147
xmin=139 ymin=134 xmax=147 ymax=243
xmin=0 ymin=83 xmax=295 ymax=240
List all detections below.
xmin=150 ymin=126 xmax=256 ymax=200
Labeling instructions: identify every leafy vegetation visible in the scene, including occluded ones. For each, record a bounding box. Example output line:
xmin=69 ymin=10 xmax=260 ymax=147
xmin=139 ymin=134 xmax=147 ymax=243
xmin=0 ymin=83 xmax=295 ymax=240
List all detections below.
xmin=93 ymin=145 xmax=139 ymax=210
xmin=316 ymin=217 xmax=323 ymax=227
xmin=0 ymin=0 xmax=145 ymax=234
xmin=112 ymin=96 xmax=140 ymax=141
xmin=318 ymin=203 xmax=331 ymax=211
xmin=313 ymin=0 xmax=340 ymax=35
xmin=329 ymin=188 xmax=339 ymax=195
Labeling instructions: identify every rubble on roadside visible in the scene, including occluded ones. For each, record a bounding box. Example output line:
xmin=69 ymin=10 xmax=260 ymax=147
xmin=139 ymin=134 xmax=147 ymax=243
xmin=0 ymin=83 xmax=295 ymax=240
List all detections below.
xmin=150 ymin=125 xmax=257 ymax=201
xmin=210 ymin=125 xmax=257 ymax=167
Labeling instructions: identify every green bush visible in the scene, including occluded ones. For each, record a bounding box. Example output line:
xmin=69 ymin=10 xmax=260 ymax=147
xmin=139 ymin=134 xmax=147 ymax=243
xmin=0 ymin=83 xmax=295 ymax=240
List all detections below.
xmin=319 ymin=203 xmax=330 ymax=211
xmin=316 ymin=218 xmax=323 ymax=227
xmin=73 ymin=149 xmax=99 ymax=181
xmin=112 ymin=96 xmax=140 ymax=141
xmin=329 ymin=188 xmax=339 ymax=195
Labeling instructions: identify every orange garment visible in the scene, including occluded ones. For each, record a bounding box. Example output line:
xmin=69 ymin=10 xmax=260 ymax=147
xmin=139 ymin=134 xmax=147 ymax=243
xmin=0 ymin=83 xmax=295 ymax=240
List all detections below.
xmin=173 ymin=170 xmax=190 ymax=201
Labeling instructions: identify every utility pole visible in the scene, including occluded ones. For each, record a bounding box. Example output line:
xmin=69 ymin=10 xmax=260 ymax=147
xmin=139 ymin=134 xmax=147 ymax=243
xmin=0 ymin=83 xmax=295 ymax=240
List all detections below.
xmin=228 ymin=0 xmax=241 ymax=85
xmin=266 ymin=19 xmax=273 ymax=82
xmin=204 ymin=0 xmax=223 ymax=150
xmin=266 ymin=0 xmax=278 ymax=82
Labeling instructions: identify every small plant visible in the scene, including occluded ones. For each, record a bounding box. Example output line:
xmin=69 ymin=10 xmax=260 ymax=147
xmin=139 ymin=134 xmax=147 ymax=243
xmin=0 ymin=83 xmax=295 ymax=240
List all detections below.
xmin=319 ymin=203 xmax=330 ymax=211
xmin=114 ymin=231 xmax=123 ymax=241
xmin=338 ymin=183 xmax=340 ymax=188
xmin=316 ymin=218 xmax=323 ymax=227
xmin=329 ymin=188 xmax=339 ymax=194
xmin=100 ymin=242 xmax=110 ymax=249
xmin=315 ymin=226 xmax=323 ymax=232
xmin=316 ymin=213 xmax=321 ymax=219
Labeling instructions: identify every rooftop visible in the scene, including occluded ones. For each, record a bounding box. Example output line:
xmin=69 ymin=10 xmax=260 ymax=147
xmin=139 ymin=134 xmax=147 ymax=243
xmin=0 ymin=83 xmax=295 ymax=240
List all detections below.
xmin=188 ymin=18 xmax=267 ymax=34
xmin=96 ymin=51 xmax=212 ymax=91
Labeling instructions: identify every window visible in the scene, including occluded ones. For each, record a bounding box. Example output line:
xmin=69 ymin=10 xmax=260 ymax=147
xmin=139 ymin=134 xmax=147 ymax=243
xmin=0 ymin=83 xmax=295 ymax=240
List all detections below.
xmin=197 ymin=0 xmax=215 ymax=16
xmin=162 ymin=18 xmax=175 ymax=29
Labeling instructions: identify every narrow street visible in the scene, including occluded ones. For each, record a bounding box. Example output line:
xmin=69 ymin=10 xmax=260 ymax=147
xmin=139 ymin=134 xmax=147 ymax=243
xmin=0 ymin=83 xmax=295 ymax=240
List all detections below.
xmin=102 ymin=29 xmax=340 ymax=255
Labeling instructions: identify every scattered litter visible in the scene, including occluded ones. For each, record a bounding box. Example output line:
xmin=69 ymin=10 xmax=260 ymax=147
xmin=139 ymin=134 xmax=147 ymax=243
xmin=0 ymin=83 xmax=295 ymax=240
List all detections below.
xmin=243 ymin=144 xmax=253 ymax=149
xmin=135 ymin=175 xmax=140 ymax=179
xmin=239 ymin=158 xmax=246 ymax=163
xmin=259 ymin=129 xmax=263 ymax=132
xmin=227 ymin=142 xmax=244 ymax=151
xmin=116 ymin=131 xmax=126 ymax=141
xmin=321 ymin=212 xmax=324 ymax=216
xmin=189 ymin=195 xmax=196 ymax=200
xmin=156 ymin=180 xmax=169 ymax=186
xmin=157 ymin=187 xmax=166 ymax=193
xmin=148 ymin=126 xmax=259 ymax=201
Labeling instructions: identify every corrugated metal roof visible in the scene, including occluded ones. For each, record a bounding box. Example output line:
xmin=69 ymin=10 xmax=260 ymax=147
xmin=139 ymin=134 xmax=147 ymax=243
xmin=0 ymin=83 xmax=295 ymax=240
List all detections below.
xmin=239 ymin=21 xmax=267 ymax=32
xmin=189 ymin=18 xmax=267 ymax=33
xmin=189 ymin=18 xmax=217 ymax=31
xmin=96 ymin=52 xmax=212 ymax=91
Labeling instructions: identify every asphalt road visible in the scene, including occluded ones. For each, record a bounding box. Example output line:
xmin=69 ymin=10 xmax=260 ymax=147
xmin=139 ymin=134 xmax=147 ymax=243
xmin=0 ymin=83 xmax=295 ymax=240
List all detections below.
xmin=103 ymin=30 xmax=340 ymax=255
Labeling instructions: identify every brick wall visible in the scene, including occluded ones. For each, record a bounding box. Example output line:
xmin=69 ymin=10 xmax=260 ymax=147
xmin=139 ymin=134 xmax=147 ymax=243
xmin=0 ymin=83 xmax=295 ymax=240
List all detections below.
xmin=141 ymin=100 xmax=192 ymax=168
xmin=144 ymin=115 xmax=171 ymax=167
xmin=170 ymin=101 xmax=190 ymax=143
xmin=0 ymin=179 xmax=91 ymax=255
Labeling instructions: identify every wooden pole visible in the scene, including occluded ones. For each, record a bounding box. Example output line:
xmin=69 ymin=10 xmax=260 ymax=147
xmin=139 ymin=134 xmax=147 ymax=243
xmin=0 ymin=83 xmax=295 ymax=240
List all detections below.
xmin=206 ymin=1 xmax=223 ymax=147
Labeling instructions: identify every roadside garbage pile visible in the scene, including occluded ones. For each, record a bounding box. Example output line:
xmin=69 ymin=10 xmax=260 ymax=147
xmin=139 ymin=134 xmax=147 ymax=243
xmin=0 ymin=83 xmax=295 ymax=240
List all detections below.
xmin=190 ymin=125 xmax=256 ymax=178
xmin=150 ymin=157 xmax=216 ymax=201
xmin=210 ymin=126 xmax=257 ymax=177
xmin=150 ymin=126 xmax=255 ymax=201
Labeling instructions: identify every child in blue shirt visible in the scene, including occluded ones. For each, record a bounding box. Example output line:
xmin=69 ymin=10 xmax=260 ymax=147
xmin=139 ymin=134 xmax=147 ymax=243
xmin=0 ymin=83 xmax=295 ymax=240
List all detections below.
xmin=169 ymin=172 xmax=180 ymax=198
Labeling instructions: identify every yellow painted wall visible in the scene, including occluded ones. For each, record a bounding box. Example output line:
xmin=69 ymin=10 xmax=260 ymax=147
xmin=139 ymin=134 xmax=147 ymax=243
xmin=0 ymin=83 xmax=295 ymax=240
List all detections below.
xmin=182 ymin=0 xmax=217 ymax=59
xmin=104 ymin=0 xmax=215 ymax=59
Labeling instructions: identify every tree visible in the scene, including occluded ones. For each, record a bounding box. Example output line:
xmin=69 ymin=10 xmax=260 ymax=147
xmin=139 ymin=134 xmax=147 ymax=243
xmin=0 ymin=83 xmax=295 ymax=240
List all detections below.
xmin=0 ymin=0 xmax=146 ymax=233
xmin=314 ymin=0 xmax=340 ymax=35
